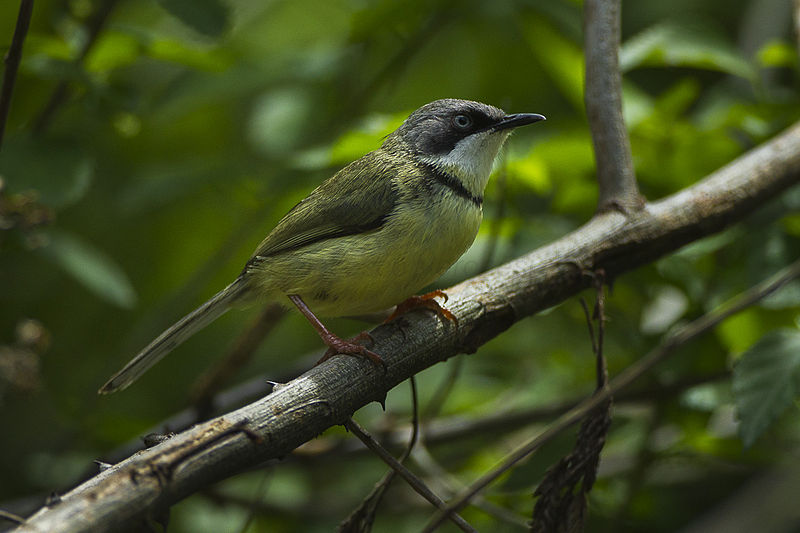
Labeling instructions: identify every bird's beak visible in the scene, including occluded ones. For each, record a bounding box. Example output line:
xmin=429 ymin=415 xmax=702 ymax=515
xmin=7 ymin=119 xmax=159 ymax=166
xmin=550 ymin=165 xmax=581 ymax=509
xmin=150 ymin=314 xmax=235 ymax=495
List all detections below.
xmin=492 ymin=113 xmax=546 ymax=132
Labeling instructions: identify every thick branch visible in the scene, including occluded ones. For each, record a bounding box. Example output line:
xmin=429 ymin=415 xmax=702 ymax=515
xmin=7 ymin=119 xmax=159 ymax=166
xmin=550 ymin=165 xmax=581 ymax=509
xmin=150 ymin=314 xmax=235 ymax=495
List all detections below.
xmin=15 ymin=122 xmax=800 ymax=533
xmin=584 ymin=0 xmax=643 ymax=212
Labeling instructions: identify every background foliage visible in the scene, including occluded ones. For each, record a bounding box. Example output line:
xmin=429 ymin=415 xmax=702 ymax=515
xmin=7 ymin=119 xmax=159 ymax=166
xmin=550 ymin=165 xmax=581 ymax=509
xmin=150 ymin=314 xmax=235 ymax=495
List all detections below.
xmin=1 ymin=0 xmax=800 ymax=531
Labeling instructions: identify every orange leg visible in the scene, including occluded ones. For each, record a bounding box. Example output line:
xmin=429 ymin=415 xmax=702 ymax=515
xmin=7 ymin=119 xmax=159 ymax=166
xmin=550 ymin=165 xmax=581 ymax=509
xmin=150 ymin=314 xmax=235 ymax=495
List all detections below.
xmin=288 ymin=294 xmax=384 ymax=367
xmin=384 ymin=289 xmax=459 ymax=326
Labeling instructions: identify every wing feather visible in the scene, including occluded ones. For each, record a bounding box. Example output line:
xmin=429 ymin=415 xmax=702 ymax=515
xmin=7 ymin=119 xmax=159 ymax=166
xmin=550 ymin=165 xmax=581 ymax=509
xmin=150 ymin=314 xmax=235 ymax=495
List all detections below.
xmin=250 ymin=150 xmax=399 ymax=260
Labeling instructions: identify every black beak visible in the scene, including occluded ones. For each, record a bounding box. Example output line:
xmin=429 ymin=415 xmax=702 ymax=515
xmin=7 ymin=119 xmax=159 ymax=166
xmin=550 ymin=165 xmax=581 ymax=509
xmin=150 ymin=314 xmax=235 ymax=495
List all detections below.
xmin=492 ymin=113 xmax=546 ymax=132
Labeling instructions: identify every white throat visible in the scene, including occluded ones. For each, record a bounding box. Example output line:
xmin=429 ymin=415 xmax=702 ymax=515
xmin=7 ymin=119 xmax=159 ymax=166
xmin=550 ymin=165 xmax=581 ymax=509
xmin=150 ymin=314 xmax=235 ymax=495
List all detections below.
xmin=422 ymin=130 xmax=510 ymax=197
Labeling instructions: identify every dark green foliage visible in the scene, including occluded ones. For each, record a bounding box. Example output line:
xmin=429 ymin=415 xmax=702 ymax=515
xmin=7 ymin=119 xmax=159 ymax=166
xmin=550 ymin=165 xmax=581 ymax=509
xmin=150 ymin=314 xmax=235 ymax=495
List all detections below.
xmin=1 ymin=0 xmax=799 ymax=531
xmin=733 ymin=329 xmax=800 ymax=448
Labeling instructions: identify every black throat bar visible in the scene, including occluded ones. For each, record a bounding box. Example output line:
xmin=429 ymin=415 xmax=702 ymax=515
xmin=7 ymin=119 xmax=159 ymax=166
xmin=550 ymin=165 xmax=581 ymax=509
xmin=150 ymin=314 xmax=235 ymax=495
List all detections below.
xmin=419 ymin=162 xmax=483 ymax=208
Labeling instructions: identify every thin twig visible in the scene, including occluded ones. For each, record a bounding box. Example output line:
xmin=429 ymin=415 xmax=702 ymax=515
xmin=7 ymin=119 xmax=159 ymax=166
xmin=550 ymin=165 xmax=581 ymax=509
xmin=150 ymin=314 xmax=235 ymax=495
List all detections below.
xmin=579 ymin=298 xmax=598 ymax=361
xmin=338 ymin=378 xmax=420 ymax=531
xmin=411 ymin=444 xmax=530 ymax=529
xmin=0 ymin=0 xmax=34 ymax=150
xmin=343 ymin=416 xmax=476 ymax=533
xmin=423 ymin=258 xmax=800 ymax=532
xmin=531 ymin=271 xmax=611 ymax=532
xmin=584 ymin=0 xmax=643 ymax=212
xmin=0 ymin=509 xmax=25 ymax=524
xmin=592 ymin=271 xmax=608 ymax=389
xmin=290 ymin=370 xmax=729 ymax=464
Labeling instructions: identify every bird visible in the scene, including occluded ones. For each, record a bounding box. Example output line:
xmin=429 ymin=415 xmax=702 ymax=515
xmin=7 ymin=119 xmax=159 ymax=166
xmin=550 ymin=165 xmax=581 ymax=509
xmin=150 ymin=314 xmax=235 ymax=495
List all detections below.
xmin=99 ymin=99 xmax=545 ymax=394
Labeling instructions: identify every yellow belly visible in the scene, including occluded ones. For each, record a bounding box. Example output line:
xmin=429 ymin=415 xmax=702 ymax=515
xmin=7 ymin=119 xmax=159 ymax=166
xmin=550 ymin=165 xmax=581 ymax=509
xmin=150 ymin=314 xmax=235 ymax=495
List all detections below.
xmin=250 ymin=199 xmax=482 ymax=317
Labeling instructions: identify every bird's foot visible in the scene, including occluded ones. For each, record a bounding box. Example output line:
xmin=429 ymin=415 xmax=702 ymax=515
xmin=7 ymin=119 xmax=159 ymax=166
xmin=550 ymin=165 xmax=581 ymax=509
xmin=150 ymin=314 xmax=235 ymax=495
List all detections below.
xmin=384 ymin=289 xmax=459 ymax=326
xmin=315 ymin=331 xmax=385 ymax=369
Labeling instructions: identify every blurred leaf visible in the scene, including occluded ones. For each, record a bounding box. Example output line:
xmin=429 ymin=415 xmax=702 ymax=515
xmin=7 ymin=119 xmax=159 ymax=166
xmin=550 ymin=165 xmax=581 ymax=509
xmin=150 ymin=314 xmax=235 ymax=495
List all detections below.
xmin=328 ymin=113 xmax=403 ymax=165
xmin=85 ymin=31 xmax=141 ymax=73
xmin=732 ymin=329 xmax=800 ymax=448
xmin=247 ymin=87 xmax=316 ymax=157
xmin=40 ymin=231 xmax=137 ymax=309
xmin=631 ymin=80 xmax=742 ymax=192
xmin=717 ymin=310 xmax=763 ymax=354
xmin=640 ymin=285 xmax=688 ymax=335
xmin=522 ymin=19 xmax=584 ymax=111
xmin=23 ymin=33 xmax=73 ymax=61
xmin=155 ymin=0 xmax=229 ymax=37
xmin=621 ymin=21 xmax=756 ymax=80
xmin=147 ymin=38 xmax=231 ymax=71
xmin=507 ymin=151 xmax=551 ymax=195
xmin=756 ymin=40 xmax=798 ymax=69
xmin=781 ymin=213 xmax=800 ymax=237
xmin=21 ymin=56 xmax=88 ymax=83
xmin=622 ymin=81 xmax=655 ymax=128
xmin=0 ymin=137 xmax=94 ymax=209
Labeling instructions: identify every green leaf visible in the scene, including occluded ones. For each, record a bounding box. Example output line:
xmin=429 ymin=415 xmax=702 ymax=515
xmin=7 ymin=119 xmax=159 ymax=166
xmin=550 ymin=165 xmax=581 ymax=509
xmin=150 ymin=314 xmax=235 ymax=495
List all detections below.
xmin=84 ymin=31 xmax=141 ymax=73
xmin=732 ymin=329 xmax=800 ymax=448
xmin=328 ymin=113 xmax=402 ymax=165
xmin=40 ymin=231 xmax=137 ymax=309
xmin=621 ymin=21 xmax=756 ymax=80
xmin=522 ymin=19 xmax=584 ymax=112
xmin=756 ymin=40 xmax=798 ymax=69
xmin=147 ymin=37 xmax=231 ymax=71
xmin=0 ymin=137 xmax=94 ymax=208
xmin=155 ymin=0 xmax=229 ymax=37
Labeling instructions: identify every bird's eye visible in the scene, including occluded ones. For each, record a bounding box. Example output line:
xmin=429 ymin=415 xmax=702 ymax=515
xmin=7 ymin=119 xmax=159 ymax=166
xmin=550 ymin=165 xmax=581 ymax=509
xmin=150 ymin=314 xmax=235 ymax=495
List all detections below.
xmin=452 ymin=114 xmax=473 ymax=130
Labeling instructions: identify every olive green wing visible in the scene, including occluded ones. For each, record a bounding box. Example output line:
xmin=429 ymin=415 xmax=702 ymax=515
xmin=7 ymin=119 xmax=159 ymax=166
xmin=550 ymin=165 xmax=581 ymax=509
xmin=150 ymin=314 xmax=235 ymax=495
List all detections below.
xmin=250 ymin=151 xmax=399 ymax=260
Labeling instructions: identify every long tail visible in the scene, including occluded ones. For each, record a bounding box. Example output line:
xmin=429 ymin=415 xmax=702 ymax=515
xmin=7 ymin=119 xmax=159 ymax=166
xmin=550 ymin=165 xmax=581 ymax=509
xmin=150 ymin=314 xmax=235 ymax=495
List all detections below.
xmin=99 ymin=278 xmax=248 ymax=394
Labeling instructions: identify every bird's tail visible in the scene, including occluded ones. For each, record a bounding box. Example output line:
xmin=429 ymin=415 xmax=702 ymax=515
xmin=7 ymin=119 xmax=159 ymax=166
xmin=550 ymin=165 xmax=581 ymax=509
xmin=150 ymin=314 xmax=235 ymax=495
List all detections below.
xmin=99 ymin=278 xmax=248 ymax=394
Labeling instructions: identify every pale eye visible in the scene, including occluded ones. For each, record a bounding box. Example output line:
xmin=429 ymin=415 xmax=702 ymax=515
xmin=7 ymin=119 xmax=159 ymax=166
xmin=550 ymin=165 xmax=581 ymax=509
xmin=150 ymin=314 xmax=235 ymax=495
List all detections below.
xmin=452 ymin=114 xmax=473 ymax=130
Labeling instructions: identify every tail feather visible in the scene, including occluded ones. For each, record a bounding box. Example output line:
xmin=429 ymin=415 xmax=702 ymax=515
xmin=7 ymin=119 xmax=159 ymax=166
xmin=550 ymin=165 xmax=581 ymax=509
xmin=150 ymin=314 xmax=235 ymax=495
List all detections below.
xmin=99 ymin=279 xmax=247 ymax=394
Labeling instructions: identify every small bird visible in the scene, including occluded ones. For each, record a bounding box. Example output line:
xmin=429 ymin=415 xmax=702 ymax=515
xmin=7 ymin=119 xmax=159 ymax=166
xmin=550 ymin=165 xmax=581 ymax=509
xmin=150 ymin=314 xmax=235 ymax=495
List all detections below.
xmin=99 ymin=99 xmax=545 ymax=394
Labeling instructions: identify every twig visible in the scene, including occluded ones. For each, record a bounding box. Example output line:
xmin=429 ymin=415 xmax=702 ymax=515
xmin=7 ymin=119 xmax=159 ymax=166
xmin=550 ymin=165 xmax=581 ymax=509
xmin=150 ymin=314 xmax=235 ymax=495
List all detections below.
xmin=343 ymin=415 xmax=476 ymax=533
xmin=423 ymin=258 xmax=800 ymax=532
xmin=338 ymin=378 xmax=420 ymax=532
xmin=0 ymin=509 xmax=25 ymax=524
xmin=289 ymin=370 xmax=729 ymax=464
xmin=190 ymin=304 xmax=286 ymax=419
xmin=0 ymin=0 xmax=34 ymax=150
xmin=411 ymin=444 xmax=530 ymax=528
xmin=531 ymin=272 xmax=611 ymax=532
xmin=584 ymin=0 xmax=643 ymax=212
xmin=591 ymin=272 xmax=608 ymax=389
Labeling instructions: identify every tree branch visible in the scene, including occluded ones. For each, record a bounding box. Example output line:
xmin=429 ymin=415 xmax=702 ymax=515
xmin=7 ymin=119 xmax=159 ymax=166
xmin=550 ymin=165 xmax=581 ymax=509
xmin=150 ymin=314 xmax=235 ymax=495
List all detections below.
xmin=0 ymin=0 xmax=34 ymax=150
xmin=584 ymin=0 xmax=643 ymax=212
xmin=342 ymin=418 xmax=476 ymax=533
xmin=424 ymin=256 xmax=800 ymax=531
xmin=14 ymin=121 xmax=800 ymax=532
